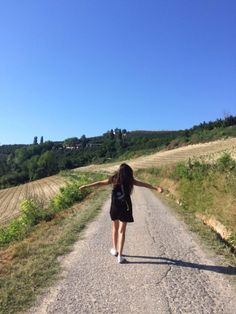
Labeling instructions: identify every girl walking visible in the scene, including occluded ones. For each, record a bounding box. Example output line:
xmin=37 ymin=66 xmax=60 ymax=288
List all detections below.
xmin=79 ymin=163 xmax=163 ymax=263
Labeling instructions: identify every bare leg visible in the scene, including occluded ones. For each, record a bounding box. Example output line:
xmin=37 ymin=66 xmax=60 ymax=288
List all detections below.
xmin=118 ymin=221 xmax=127 ymax=256
xmin=112 ymin=220 xmax=119 ymax=251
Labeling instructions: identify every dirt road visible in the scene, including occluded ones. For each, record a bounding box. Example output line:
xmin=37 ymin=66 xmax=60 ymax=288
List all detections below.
xmin=29 ymin=187 xmax=236 ymax=314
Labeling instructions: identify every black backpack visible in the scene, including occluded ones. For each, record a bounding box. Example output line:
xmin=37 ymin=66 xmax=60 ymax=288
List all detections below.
xmin=112 ymin=184 xmax=130 ymax=211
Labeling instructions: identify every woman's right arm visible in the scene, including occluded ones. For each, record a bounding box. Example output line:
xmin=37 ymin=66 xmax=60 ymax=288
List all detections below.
xmin=79 ymin=179 xmax=110 ymax=190
xmin=133 ymin=179 xmax=163 ymax=193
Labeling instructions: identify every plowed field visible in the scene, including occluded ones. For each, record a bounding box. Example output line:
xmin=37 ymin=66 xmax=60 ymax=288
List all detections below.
xmin=0 ymin=175 xmax=65 ymax=224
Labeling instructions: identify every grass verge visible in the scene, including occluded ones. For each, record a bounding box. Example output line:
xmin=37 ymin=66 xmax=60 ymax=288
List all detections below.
xmin=136 ymin=154 xmax=236 ymax=270
xmin=0 ymin=186 xmax=110 ymax=314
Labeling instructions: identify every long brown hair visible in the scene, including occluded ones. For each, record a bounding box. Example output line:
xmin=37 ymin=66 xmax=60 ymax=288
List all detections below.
xmin=110 ymin=163 xmax=134 ymax=195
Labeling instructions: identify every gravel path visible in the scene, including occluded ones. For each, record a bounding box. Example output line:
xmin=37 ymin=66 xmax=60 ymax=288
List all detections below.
xmin=29 ymin=187 xmax=236 ymax=314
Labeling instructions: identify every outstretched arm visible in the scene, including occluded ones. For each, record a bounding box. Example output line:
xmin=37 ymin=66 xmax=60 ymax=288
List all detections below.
xmin=133 ymin=179 xmax=163 ymax=193
xmin=79 ymin=179 xmax=110 ymax=190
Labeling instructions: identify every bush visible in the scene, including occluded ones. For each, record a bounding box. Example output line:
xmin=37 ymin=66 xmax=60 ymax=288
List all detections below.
xmin=21 ymin=198 xmax=54 ymax=224
xmin=0 ymin=198 xmax=52 ymax=246
xmin=50 ymin=182 xmax=88 ymax=212
xmin=50 ymin=172 xmax=106 ymax=211
xmin=148 ymin=168 xmax=161 ymax=176
xmin=172 ymin=159 xmax=210 ymax=181
xmin=172 ymin=163 xmax=190 ymax=180
xmin=216 ymin=153 xmax=236 ymax=172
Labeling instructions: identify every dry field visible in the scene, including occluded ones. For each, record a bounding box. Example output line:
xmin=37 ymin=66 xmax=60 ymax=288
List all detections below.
xmin=0 ymin=175 xmax=65 ymax=225
xmin=77 ymin=137 xmax=236 ymax=173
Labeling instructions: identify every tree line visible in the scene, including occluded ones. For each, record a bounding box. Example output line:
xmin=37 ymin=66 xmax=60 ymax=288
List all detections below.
xmin=1 ymin=116 xmax=236 ymax=188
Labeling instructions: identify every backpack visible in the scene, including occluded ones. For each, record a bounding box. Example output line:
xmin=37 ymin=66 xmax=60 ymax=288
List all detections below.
xmin=113 ymin=185 xmax=130 ymax=211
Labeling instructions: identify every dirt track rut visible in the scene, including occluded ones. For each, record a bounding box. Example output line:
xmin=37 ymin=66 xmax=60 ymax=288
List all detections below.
xmin=29 ymin=187 xmax=236 ymax=314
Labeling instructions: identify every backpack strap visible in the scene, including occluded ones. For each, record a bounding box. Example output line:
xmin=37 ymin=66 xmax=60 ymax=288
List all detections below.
xmin=121 ymin=184 xmax=129 ymax=211
xmin=121 ymin=184 xmax=125 ymax=197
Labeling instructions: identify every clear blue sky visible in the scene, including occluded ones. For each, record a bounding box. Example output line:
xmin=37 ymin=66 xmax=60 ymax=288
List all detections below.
xmin=0 ymin=0 xmax=235 ymax=144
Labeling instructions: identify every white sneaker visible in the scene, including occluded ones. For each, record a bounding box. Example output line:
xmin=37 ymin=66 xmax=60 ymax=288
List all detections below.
xmin=110 ymin=248 xmax=118 ymax=256
xmin=117 ymin=255 xmax=127 ymax=264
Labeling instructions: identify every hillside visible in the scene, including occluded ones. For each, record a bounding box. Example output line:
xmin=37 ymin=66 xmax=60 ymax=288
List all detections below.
xmin=76 ymin=137 xmax=236 ymax=173
xmin=1 ymin=115 xmax=236 ymax=189
xmin=1 ymin=137 xmax=236 ymax=225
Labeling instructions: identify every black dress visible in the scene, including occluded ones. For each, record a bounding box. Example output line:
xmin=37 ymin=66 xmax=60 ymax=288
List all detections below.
xmin=110 ymin=184 xmax=134 ymax=222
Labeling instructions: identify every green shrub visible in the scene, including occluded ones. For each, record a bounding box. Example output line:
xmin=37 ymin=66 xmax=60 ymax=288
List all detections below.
xmin=50 ymin=182 xmax=87 ymax=212
xmin=216 ymin=153 xmax=236 ymax=172
xmin=148 ymin=168 xmax=161 ymax=176
xmin=20 ymin=199 xmax=51 ymax=225
xmin=0 ymin=219 xmax=28 ymax=244
xmin=172 ymin=159 xmax=210 ymax=181
xmin=0 ymin=198 xmax=51 ymax=246
xmin=50 ymin=172 xmax=106 ymax=212
xmin=172 ymin=163 xmax=190 ymax=180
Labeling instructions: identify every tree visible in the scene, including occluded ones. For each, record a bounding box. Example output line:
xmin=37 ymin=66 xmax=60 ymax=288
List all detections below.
xmin=26 ymin=155 xmax=39 ymax=180
xmin=117 ymin=129 xmax=122 ymax=141
xmin=33 ymin=136 xmax=38 ymax=145
xmin=224 ymin=115 xmax=236 ymax=127
xmin=0 ymin=156 xmax=8 ymax=176
xmin=40 ymin=136 xmax=44 ymax=145
xmin=115 ymin=129 xmax=123 ymax=152
xmin=37 ymin=151 xmax=58 ymax=176
xmin=43 ymin=141 xmax=54 ymax=150
xmin=13 ymin=147 xmax=30 ymax=168
xmin=64 ymin=137 xmax=79 ymax=148
xmin=80 ymin=135 xmax=88 ymax=149
xmin=110 ymin=129 xmax=115 ymax=140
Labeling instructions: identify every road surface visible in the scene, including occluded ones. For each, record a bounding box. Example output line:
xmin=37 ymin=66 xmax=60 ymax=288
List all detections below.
xmin=29 ymin=187 xmax=236 ymax=314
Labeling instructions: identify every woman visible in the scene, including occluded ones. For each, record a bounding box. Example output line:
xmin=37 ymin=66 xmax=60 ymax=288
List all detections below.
xmin=79 ymin=163 xmax=163 ymax=263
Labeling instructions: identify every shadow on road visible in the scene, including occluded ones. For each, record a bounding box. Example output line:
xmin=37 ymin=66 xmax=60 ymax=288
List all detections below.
xmin=123 ymin=255 xmax=236 ymax=275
